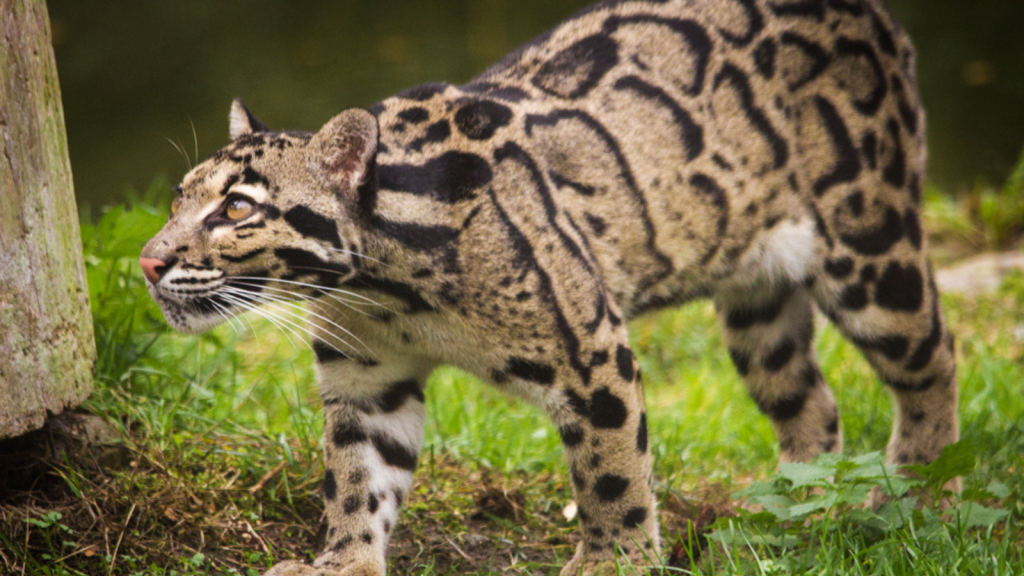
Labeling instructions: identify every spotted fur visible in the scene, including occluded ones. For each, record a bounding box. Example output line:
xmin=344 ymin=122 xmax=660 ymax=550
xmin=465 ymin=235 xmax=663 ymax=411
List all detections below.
xmin=141 ymin=1 xmax=957 ymax=574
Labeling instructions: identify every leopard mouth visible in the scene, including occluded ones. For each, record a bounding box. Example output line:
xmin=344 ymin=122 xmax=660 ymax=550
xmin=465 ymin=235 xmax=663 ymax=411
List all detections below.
xmin=147 ymin=282 xmax=240 ymax=334
xmin=146 ymin=266 xmax=284 ymax=334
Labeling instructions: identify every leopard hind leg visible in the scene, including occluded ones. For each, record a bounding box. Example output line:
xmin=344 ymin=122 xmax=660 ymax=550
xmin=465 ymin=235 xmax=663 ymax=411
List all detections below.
xmin=792 ymin=22 xmax=957 ymax=482
xmin=810 ymin=249 xmax=958 ymax=481
xmin=716 ymin=283 xmax=842 ymax=464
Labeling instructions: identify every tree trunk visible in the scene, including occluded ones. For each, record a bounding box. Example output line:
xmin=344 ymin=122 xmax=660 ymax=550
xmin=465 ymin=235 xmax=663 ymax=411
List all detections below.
xmin=0 ymin=0 xmax=95 ymax=439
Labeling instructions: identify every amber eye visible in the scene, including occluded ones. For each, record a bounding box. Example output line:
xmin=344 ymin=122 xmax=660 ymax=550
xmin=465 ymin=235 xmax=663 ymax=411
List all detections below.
xmin=225 ymin=197 xmax=254 ymax=221
xmin=170 ymin=194 xmax=183 ymax=216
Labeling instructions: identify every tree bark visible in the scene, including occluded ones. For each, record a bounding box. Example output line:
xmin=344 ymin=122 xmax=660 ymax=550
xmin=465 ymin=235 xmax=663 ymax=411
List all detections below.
xmin=0 ymin=0 xmax=95 ymax=439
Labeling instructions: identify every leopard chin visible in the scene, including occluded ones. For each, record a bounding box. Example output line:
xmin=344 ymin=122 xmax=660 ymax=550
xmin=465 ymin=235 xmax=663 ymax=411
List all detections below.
xmin=146 ymin=284 xmax=235 ymax=334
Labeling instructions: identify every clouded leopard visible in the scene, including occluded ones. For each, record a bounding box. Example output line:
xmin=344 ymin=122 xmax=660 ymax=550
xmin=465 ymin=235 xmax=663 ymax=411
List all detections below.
xmin=141 ymin=0 xmax=957 ymax=573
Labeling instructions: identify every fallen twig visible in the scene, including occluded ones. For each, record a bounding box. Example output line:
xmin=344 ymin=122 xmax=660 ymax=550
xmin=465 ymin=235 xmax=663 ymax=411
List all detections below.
xmin=249 ymin=461 xmax=288 ymax=495
xmin=444 ymin=535 xmax=472 ymax=562
xmin=109 ymin=502 xmax=136 ymax=575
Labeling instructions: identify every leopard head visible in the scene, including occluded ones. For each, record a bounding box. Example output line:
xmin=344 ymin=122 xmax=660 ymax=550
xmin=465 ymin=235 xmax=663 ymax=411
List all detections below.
xmin=140 ymin=100 xmax=378 ymax=333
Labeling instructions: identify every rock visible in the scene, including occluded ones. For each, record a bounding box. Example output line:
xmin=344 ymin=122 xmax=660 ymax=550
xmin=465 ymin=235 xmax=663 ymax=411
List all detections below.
xmin=935 ymin=252 xmax=1024 ymax=295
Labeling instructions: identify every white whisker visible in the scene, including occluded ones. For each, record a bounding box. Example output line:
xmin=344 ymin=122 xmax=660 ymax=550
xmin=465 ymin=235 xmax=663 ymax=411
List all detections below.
xmin=217 ymin=292 xmax=311 ymax=355
xmin=229 ymin=280 xmax=364 ymax=307
xmin=209 ymin=299 xmax=242 ymax=335
xmin=189 ymin=117 xmax=199 ymax=167
xmin=222 ymin=286 xmax=372 ymax=358
xmin=219 ymin=290 xmax=357 ymax=359
xmin=229 ymin=281 xmax=379 ymax=320
xmin=230 ymin=276 xmax=391 ymax=309
xmin=226 ymin=296 xmax=262 ymax=350
xmin=163 ymin=135 xmax=192 ymax=172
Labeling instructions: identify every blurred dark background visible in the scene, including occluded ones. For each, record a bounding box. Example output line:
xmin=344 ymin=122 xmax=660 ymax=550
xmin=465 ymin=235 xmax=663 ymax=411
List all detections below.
xmin=47 ymin=0 xmax=1024 ymax=209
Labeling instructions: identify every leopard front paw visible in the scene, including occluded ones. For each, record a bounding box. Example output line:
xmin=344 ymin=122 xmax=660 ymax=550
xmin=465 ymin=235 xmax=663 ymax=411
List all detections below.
xmin=263 ymin=559 xmax=384 ymax=576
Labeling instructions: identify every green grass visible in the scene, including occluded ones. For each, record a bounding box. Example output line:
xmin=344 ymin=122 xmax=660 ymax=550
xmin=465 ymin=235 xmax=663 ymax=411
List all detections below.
xmin=1 ymin=176 xmax=1022 ymax=575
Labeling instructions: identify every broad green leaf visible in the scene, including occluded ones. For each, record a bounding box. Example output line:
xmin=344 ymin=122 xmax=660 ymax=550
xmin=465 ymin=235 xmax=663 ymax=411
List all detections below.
xmin=778 ymin=462 xmax=833 ymax=488
xmin=957 ymin=503 xmax=1010 ymax=530
xmin=849 ymin=451 xmax=887 ymax=467
xmin=844 ymin=464 xmax=886 ymax=480
xmin=873 ymin=497 xmax=918 ymax=531
xmin=809 ymin=452 xmax=845 ymax=468
xmin=986 ymin=481 xmax=1011 ymax=499
xmin=743 ymin=533 xmax=800 ymax=548
xmin=962 ymin=487 xmax=995 ymax=501
xmin=753 ymin=494 xmax=796 ymax=521
xmin=707 ymin=523 xmax=799 ymax=548
xmin=734 ymin=508 xmax=778 ymax=525
xmin=734 ymin=479 xmax=786 ymax=498
xmin=844 ymin=456 xmax=893 ymax=482
xmin=921 ymin=441 xmax=976 ymax=486
xmin=789 ymin=491 xmax=839 ymax=517
xmin=835 ymin=452 xmax=886 ymax=479
xmin=914 ymin=506 xmax=949 ymax=536
xmin=835 ymin=483 xmax=873 ymax=505
xmin=875 ymin=473 xmax=923 ymax=498
xmin=846 ymin=508 xmax=890 ymax=532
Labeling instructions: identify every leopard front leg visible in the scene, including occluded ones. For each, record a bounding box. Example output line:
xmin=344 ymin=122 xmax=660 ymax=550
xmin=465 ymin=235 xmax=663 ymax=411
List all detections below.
xmin=264 ymin=349 xmax=434 ymax=576
xmin=551 ymin=344 xmax=659 ymax=575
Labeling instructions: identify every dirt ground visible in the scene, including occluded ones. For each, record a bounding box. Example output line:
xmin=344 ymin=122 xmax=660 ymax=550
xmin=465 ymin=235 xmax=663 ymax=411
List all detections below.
xmin=0 ymin=413 xmax=733 ymax=575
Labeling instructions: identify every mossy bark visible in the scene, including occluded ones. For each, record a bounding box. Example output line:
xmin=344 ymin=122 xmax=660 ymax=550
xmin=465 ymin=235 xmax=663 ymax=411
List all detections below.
xmin=0 ymin=0 xmax=96 ymax=438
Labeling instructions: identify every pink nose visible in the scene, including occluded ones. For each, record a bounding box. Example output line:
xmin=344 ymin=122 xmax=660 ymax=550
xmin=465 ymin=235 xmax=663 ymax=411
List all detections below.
xmin=139 ymin=257 xmax=169 ymax=284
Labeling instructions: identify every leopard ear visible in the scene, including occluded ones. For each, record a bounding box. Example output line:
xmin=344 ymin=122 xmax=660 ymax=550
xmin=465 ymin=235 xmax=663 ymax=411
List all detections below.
xmin=229 ymin=98 xmax=271 ymax=140
xmin=309 ymin=108 xmax=379 ymax=194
